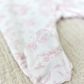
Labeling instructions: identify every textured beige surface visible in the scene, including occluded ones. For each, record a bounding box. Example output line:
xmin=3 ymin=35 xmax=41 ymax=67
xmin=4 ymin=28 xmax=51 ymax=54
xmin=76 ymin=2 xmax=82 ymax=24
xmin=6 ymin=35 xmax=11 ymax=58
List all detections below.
xmin=0 ymin=18 xmax=84 ymax=84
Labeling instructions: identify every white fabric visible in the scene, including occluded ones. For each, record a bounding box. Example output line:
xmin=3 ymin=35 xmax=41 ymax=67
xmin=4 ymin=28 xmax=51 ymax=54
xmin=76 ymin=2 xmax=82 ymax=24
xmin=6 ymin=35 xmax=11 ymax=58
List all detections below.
xmin=0 ymin=0 xmax=84 ymax=84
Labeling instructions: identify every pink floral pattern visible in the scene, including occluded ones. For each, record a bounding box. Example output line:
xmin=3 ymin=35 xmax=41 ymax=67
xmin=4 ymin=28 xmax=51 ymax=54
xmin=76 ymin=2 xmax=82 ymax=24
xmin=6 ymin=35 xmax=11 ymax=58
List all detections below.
xmin=14 ymin=53 xmax=27 ymax=62
xmin=10 ymin=40 xmax=24 ymax=50
xmin=53 ymin=81 xmax=62 ymax=84
xmin=12 ymin=3 xmax=31 ymax=16
xmin=54 ymin=59 xmax=65 ymax=69
xmin=39 ymin=4 xmax=55 ymax=16
xmin=26 ymin=29 xmax=49 ymax=51
xmin=22 ymin=18 xmax=36 ymax=26
xmin=34 ymin=46 xmax=63 ymax=65
xmin=57 ymin=71 xmax=71 ymax=80
xmin=36 ymin=76 xmax=41 ymax=82
xmin=26 ymin=42 xmax=39 ymax=51
xmin=35 ymin=63 xmax=45 ymax=70
xmin=3 ymin=27 xmax=14 ymax=41
xmin=1 ymin=0 xmax=84 ymax=83
xmin=43 ymin=72 xmax=51 ymax=84
xmin=43 ymin=56 xmax=49 ymax=62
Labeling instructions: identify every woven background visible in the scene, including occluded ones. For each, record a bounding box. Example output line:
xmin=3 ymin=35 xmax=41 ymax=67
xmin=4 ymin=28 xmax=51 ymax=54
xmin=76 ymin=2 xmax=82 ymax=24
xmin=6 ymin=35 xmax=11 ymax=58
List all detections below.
xmin=0 ymin=18 xmax=84 ymax=84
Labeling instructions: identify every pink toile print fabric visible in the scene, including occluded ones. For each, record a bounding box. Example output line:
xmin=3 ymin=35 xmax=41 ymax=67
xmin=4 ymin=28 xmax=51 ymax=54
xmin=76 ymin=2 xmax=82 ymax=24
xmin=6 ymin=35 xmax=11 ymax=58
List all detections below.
xmin=0 ymin=0 xmax=84 ymax=84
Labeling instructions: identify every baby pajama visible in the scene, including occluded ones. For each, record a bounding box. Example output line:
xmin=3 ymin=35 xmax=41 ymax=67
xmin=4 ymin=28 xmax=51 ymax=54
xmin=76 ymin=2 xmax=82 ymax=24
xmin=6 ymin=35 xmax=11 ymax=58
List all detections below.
xmin=0 ymin=0 xmax=84 ymax=84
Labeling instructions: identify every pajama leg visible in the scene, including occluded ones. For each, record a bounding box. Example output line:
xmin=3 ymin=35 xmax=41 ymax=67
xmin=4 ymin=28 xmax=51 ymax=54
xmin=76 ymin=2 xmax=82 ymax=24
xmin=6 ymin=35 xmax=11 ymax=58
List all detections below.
xmin=23 ymin=1 xmax=73 ymax=84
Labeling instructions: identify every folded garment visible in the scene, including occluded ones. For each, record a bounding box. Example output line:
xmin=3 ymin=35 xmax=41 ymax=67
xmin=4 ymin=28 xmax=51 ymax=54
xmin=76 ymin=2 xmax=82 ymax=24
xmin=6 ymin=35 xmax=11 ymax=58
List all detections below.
xmin=0 ymin=0 xmax=84 ymax=84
